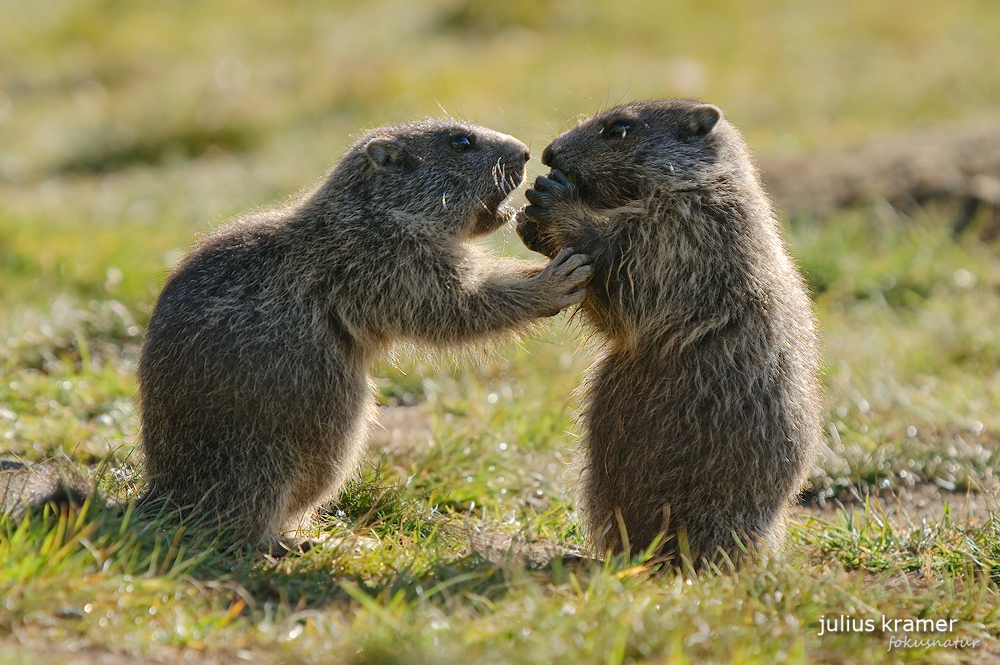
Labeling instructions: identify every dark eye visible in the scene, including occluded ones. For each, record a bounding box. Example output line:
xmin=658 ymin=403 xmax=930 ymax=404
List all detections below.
xmin=450 ymin=134 xmax=476 ymax=152
xmin=601 ymin=119 xmax=633 ymax=139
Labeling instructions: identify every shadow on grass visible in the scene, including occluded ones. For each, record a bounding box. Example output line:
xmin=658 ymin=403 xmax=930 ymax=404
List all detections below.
xmin=1 ymin=475 xmax=583 ymax=618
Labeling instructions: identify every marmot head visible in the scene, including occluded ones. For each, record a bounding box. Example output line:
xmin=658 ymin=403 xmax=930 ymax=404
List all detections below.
xmin=335 ymin=119 xmax=531 ymax=238
xmin=541 ymin=99 xmax=749 ymax=209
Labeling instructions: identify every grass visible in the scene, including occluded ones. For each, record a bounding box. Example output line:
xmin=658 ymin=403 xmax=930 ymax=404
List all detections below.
xmin=3 ymin=0 xmax=1000 ymax=662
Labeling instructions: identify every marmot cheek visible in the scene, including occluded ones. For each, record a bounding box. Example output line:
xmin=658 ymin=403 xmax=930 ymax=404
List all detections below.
xmin=468 ymin=206 xmax=511 ymax=238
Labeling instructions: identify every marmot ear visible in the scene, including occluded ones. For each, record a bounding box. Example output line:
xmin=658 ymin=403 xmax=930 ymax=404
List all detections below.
xmin=683 ymin=104 xmax=722 ymax=137
xmin=365 ymin=138 xmax=408 ymax=172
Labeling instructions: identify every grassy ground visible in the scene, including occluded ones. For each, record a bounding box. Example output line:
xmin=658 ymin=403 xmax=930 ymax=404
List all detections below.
xmin=3 ymin=1 xmax=1000 ymax=663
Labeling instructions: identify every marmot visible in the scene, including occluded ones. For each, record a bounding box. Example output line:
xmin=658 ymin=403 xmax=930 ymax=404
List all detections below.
xmin=517 ymin=99 xmax=822 ymax=567
xmin=137 ymin=119 xmax=593 ymax=551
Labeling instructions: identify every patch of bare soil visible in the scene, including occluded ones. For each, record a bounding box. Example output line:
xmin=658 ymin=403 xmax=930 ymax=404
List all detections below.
xmin=461 ymin=524 xmax=582 ymax=568
xmin=796 ymin=482 xmax=999 ymax=530
xmin=759 ymin=117 xmax=1000 ymax=237
xmin=366 ymin=406 xmax=434 ymax=454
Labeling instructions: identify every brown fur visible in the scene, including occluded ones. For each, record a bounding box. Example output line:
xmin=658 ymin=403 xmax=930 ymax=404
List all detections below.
xmin=137 ymin=119 xmax=592 ymax=550
xmin=517 ymin=99 xmax=822 ymax=567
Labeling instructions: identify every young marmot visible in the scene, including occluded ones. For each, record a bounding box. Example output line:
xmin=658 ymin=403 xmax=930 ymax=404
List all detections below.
xmin=137 ymin=119 xmax=592 ymax=551
xmin=517 ymin=99 xmax=822 ymax=567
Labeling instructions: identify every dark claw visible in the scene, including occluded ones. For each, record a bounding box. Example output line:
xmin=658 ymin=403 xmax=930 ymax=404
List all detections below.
xmin=516 ymin=210 xmax=559 ymax=258
xmin=516 ymin=213 xmax=536 ymax=238
xmin=539 ymin=169 xmax=576 ymax=191
xmin=524 ymin=188 xmax=549 ymax=206
xmin=522 ymin=205 xmax=551 ymax=223
xmin=552 ymin=247 xmax=575 ymax=264
xmin=516 ymin=213 xmax=542 ymax=250
xmin=533 ymin=175 xmax=560 ymax=192
xmin=549 ymin=169 xmax=572 ymax=186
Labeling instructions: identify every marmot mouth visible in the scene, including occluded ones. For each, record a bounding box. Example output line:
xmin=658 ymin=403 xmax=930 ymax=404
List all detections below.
xmin=498 ymin=170 xmax=525 ymax=200
xmin=469 ymin=181 xmax=520 ymax=237
xmin=464 ymin=161 xmax=523 ymax=237
xmin=468 ymin=202 xmax=515 ymax=238
xmin=486 ymin=168 xmax=524 ymax=214
xmin=483 ymin=185 xmax=517 ymax=216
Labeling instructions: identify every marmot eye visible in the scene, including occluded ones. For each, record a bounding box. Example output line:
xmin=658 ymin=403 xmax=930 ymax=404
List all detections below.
xmin=601 ymin=119 xmax=633 ymax=139
xmin=611 ymin=120 xmax=632 ymax=137
xmin=450 ymin=134 xmax=476 ymax=152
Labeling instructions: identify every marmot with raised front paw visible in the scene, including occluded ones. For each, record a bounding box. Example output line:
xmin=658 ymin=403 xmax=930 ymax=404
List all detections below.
xmin=137 ymin=119 xmax=592 ymax=550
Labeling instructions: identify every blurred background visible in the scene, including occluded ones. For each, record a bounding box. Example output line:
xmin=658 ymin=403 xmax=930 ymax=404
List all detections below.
xmin=3 ymin=0 xmax=998 ymax=246
xmin=3 ymin=0 xmax=1000 ymax=507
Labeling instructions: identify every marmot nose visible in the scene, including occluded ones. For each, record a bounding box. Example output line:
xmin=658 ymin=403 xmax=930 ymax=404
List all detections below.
xmin=508 ymin=139 xmax=530 ymax=164
xmin=541 ymin=144 xmax=556 ymax=167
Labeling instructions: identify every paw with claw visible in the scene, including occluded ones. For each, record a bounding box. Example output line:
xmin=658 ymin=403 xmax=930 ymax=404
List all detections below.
xmin=532 ymin=247 xmax=593 ymax=316
xmin=517 ymin=169 xmax=582 ymax=258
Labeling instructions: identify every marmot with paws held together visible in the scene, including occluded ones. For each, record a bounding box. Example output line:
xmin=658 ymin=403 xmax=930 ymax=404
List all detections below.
xmin=518 ymin=99 xmax=821 ymax=567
